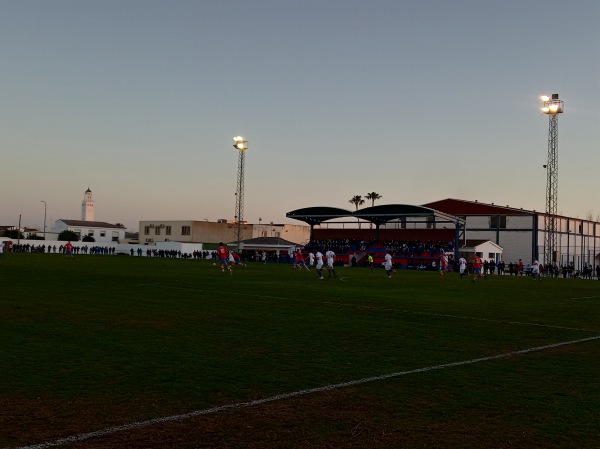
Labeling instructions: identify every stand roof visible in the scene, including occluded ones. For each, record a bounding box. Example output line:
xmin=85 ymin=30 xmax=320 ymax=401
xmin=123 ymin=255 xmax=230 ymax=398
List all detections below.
xmin=286 ymin=204 xmax=464 ymax=226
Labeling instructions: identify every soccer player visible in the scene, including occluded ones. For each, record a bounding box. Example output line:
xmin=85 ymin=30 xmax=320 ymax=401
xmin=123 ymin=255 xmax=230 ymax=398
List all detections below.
xmin=216 ymin=242 xmax=231 ymax=273
xmin=383 ymin=252 xmax=393 ymax=278
xmin=295 ymin=249 xmax=309 ymax=271
xmin=439 ymin=249 xmax=448 ymax=277
xmin=367 ymin=253 xmax=374 ymax=272
xmin=458 ymin=254 xmax=468 ymax=281
xmin=531 ymin=259 xmax=541 ymax=280
xmin=315 ymin=251 xmax=324 ymax=279
xmin=307 ymin=252 xmax=315 ymax=270
xmin=64 ymin=241 xmax=74 ymax=259
xmin=232 ymin=252 xmax=246 ymax=267
xmin=325 ymin=249 xmax=337 ymax=278
xmin=472 ymin=254 xmax=486 ymax=282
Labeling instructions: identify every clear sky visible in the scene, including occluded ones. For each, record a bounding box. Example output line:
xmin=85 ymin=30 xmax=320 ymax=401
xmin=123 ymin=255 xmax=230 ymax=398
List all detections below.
xmin=1 ymin=0 xmax=599 ymax=231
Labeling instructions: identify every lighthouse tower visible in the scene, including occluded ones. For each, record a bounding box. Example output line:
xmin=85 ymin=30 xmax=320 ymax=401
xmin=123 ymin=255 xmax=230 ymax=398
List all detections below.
xmin=81 ymin=188 xmax=95 ymax=221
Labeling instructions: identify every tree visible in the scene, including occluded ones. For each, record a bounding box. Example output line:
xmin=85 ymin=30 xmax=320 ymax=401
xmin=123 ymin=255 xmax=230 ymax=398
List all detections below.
xmin=365 ymin=192 xmax=382 ymax=207
xmin=349 ymin=195 xmax=365 ymax=228
xmin=58 ymin=230 xmax=80 ymax=242
xmin=82 ymin=235 xmax=95 ymax=242
xmin=365 ymin=192 xmax=382 ymax=228
xmin=2 ymin=229 xmax=23 ymax=239
xmin=348 ymin=195 xmax=365 ymax=211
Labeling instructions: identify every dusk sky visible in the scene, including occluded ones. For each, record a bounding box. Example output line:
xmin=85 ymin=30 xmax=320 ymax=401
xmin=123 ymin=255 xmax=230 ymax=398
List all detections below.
xmin=1 ymin=0 xmax=598 ymax=231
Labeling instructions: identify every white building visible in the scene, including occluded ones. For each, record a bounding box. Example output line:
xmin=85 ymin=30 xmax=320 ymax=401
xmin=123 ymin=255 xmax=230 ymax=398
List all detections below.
xmin=47 ymin=187 xmax=126 ymax=243
xmin=457 ymin=239 xmax=504 ymax=261
xmin=51 ymin=219 xmax=126 ymax=243
xmin=424 ymin=198 xmax=600 ymax=268
xmin=81 ymin=188 xmax=94 ymax=221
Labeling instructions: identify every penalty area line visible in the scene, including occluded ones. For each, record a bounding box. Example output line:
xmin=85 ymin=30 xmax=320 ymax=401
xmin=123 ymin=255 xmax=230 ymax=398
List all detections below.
xmin=8 ymin=335 xmax=600 ymax=449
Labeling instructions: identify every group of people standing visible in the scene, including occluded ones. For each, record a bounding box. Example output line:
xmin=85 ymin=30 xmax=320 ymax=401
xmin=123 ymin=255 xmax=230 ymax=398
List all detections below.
xmin=290 ymin=248 xmax=338 ymax=280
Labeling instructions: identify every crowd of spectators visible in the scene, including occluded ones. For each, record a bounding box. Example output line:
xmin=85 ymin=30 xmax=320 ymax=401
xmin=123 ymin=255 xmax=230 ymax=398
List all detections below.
xmin=5 ymin=239 xmax=600 ymax=280
xmin=306 ymin=239 xmax=454 ymax=255
xmin=8 ymin=243 xmax=116 ymax=255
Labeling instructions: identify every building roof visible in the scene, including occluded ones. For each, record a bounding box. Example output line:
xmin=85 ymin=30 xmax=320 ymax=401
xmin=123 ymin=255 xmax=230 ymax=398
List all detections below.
xmin=286 ymin=207 xmax=354 ymax=226
xmin=57 ymin=219 xmax=125 ymax=229
xmin=460 ymin=239 xmax=504 ymax=251
xmin=238 ymin=237 xmax=297 ymax=249
xmin=422 ymin=198 xmax=533 ymax=216
xmin=287 ymin=204 xmax=464 ymax=226
xmin=354 ymin=204 xmax=463 ymax=225
xmin=0 ymin=226 xmax=39 ymax=232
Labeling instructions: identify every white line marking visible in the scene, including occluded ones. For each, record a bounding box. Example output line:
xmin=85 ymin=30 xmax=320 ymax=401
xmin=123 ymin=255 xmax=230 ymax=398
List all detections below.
xmin=7 ymin=335 xmax=600 ymax=449
xmin=139 ymin=284 xmax=599 ymax=333
xmin=569 ymin=296 xmax=598 ymax=300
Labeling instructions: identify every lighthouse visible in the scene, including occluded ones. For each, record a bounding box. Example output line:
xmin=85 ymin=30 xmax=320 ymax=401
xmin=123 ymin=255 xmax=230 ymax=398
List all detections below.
xmin=81 ymin=188 xmax=95 ymax=221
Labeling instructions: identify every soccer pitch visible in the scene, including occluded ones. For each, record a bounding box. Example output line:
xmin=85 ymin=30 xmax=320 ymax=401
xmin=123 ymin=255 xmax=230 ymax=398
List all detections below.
xmin=2 ymin=254 xmax=600 ymax=448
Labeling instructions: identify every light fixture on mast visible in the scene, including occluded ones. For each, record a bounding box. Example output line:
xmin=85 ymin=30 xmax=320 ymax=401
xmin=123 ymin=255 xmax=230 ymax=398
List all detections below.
xmin=540 ymin=94 xmax=563 ymax=267
xmin=232 ymin=136 xmax=248 ymax=250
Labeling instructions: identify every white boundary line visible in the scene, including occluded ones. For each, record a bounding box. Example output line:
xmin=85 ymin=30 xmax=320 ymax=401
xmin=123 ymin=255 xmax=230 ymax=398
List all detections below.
xmin=139 ymin=284 xmax=599 ymax=333
xmin=7 ymin=335 xmax=600 ymax=449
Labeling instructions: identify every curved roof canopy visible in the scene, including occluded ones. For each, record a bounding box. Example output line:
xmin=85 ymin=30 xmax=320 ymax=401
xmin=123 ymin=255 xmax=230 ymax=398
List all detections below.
xmin=354 ymin=204 xmax=438 ymax=225
xmin=286 ymin=206 xmax=354 ymax=226
xmin=287 ymin=204 xmax=464 ymax=226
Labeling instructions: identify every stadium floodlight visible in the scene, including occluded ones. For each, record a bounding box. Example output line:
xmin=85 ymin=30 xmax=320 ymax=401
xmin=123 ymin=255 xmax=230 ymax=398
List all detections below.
xmin=541 ymin=95 xmax=563 ymax=115
xmin=232 ymin=136 xmax=248 ymax=250
xmin=540 ymin=93 xmax=564 ymax=267
xmin=233 ymin=136 xmax=247 ymax=150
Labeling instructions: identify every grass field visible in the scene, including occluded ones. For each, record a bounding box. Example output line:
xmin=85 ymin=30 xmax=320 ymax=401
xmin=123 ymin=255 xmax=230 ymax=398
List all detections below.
xmin=1 ymin=253 xmax=600 ymax=448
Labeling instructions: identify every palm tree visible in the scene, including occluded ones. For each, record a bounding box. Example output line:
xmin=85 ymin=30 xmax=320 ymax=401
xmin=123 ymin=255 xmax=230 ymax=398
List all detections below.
xmin=365 ymin=192 xmax=382 ymax=229
xmin=365 ymin=192 xmax=382 ymax=207
xmin=349 ymin=195 xmax=365 ymax=228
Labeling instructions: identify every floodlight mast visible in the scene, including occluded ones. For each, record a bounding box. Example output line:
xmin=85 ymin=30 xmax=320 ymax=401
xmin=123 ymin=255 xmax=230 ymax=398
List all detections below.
xmin=233 ymin=136 xmax=248 ymax=250
xmin=541 ymin=94 xmax=563 ymax=267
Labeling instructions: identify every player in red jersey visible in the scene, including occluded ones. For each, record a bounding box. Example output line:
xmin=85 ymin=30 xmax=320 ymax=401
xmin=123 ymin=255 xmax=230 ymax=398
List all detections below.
xmin=294 ymin=249 xmax=308 ymax=270
xmin=439 ymin=249 xmax=448 ymax=277
xmin=64 ymin=241 xmax=74 ymax=259
xmin=472 ymin=254 xmax=486 ymax=282
xmin=216 ymin=242 xmax=231 ymax=273
xmin=232 ymin=252 xmax=246 ymax=267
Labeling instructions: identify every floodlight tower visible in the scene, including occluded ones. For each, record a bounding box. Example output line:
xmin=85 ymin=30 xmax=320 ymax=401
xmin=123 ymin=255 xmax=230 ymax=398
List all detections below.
xmin=233 ymin=136 xmax=248 ymax=249
xmin=540 ymin=94 xmax=564 ymax=267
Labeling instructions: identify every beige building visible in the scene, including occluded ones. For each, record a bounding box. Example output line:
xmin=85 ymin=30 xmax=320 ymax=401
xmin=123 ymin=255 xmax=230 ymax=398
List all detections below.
xmin=138 ymin=220 xmax=310 ymax=246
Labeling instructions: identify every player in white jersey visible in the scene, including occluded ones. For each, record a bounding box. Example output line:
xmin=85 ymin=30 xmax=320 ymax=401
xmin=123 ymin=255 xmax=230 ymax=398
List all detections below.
xmin=458 ymin=254 xmax=467 ymax=281
xmin=531 ymin=259 xmax=541 ymax=280
xmin=308 ymin=252 xmax=315 ymax=270
xmin=315 ymin=251 xmax=324 ymax=279
xmin=325 ymin=249 xmax=337 ymax=278
xmin=384 ymin=253 xmax=393 ymax=278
